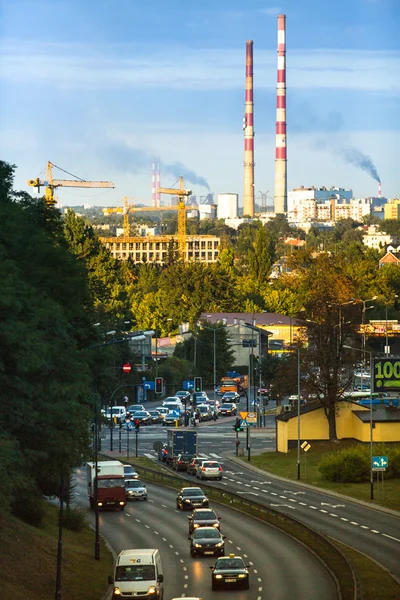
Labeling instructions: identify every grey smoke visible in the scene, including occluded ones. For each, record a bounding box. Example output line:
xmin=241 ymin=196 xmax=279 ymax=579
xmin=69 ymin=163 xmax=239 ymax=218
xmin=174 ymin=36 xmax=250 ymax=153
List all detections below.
xmin=101 ymin=142 xmax=210 ymax=190
xmin=338 ymin=146 xmax=380 ymax=183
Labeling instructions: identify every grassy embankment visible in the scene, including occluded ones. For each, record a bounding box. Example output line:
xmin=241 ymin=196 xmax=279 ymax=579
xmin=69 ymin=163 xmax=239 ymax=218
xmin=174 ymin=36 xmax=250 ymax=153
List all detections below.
xmin=0 ymin=503 xmax=113 ymax=600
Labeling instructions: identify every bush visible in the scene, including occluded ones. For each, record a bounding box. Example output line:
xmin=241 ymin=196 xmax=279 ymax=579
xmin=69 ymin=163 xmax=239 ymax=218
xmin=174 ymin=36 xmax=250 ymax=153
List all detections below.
xmin=319 ymin=446 xmax=369 ymax=483
xmin=388 ymin=448 xmax=400 ymax=478
xmin=63 ymin=506 xmax=86 ymax=532
xmin=11 ymin=490 xmax=45 ymax=527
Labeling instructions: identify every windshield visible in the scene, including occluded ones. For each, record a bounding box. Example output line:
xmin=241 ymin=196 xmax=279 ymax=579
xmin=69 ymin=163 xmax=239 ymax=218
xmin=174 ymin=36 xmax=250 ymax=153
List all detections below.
xmin=115 ymin=564 xmax=155 ymax=582
xmin=215 ymin=558 xmax=244 ymax=569
xmin=125 ymin=480 xmax=142 ymax=488
xmin=221 ymin=404 xmax=233 ymax=408
xmin=193 ymin=528 xmax=220 ymax=538
xmin=183 ymin=489 xmax=203 ymax=497
xmin=195 ymin=511 xmax=216 ymax=520
xmin=110 ymin=408 xmax=123 ymax=415
xmin=203 ymin=462 xmax=219 ymax=468
xmin=98 ymin=478 xmax=123 ymax=489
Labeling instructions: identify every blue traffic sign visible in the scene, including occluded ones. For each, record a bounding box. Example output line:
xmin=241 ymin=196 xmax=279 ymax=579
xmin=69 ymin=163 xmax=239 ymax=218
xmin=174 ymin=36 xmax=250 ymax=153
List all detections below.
xmin=240 ymin=419 xmax=248 ymax=428
xmin=372 ymin=455 xmax=388 ymax=468
xmin=125 ymin=421 xmax=134 ymax=430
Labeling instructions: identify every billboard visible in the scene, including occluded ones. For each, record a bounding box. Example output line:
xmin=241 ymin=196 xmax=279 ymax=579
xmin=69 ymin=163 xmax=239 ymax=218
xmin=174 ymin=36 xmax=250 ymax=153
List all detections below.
xmin=373 ymin=357 xmax=400 ymax=391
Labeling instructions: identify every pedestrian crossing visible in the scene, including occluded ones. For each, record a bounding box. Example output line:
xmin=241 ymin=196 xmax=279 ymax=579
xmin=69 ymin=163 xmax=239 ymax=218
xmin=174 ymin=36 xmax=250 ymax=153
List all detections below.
xmin=142 ymin=451 xmax=224 ymax=461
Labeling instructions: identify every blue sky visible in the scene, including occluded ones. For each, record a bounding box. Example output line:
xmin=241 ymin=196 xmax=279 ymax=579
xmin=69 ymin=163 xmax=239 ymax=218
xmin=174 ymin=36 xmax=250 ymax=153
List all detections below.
xmin=1 ymin=0 xmax=399 ymax=207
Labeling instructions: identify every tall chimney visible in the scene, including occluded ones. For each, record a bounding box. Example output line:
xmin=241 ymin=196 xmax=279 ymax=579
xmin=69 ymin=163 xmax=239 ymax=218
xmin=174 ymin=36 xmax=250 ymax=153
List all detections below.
xmin=156 ymin=157 xmax=161 ymax=206
xmin=243 ymin=40 xmax=255 ymax=217
xmin=152 ymin=158 xmax=157 ymax=207
xmin=378 ymin=181 xmax=381 ymax=198
xmin=274 ymin=14 xmax=287 ymax=214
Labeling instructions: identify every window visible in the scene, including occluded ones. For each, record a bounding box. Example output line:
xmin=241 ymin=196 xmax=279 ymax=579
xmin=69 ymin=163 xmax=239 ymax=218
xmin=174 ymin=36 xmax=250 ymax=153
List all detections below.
xmin=115 ymin=565 xmax=155 ymax=582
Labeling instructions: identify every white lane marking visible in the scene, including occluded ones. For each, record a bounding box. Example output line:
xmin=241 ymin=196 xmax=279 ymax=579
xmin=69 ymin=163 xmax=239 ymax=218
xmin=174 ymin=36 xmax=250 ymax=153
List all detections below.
xmin=144 ymin=453 xmax=156 ymax=459
xmin=148 ymin=499 xmax=154 ymax=503
xmin=330 ymin=514 xmax=338 ymax=518
xmin=162 ymin=538 xmax=167 ymax=542
xmin=253 ymin=487 xmax=260 ymax=490
xmin=298 ymin=502 xmax=307 ymax=506
xmin=243 ymin=554 xmax=248 ymax=558
xmin=145 ymin=524 xmax=150 ymax=529
xmin=184 ymin=575 xmax=189 ymax=580
xmin=135 ymin=519 xmax=141 ymax=522
xmin=237 ymin=546 xmax=242 ymax=551
xmin=183 ymin=565 xmax=187 ymax=570
xmin=371 ymin=530 xmax=380 ymax=534
xmin=249 ymin=561 xmax=254 ymax=566
xmin=251 ymin=480 xmax=271 ymax=484
xmin=228 ymin=539 xmax=233 ymax=543
xmin=154 ymin=531 xmax=159 ymax=535
xmin=210 ymin=453 xmax=223 ymax=458
xmin=237 ymin=491 xmax=259 ymax=496
xmin=309 ymin=506 xmax=317 ymax=510
xmin=169 ymin=544 xmax=174 ymax=548
xmin=320 ymin=509 xmax=328 ymax=513
xmin=253 ymin=568 xmax=257 ymax=573
xmin=75 ymin=492 xmax=80 ymax=496
xmin=228 ymin=478 xmax=235 ymax=481
xmin=382 ymin=533 xmax=400 ymax=542
xmin=283 ymin=490 xmax=305 ymax=495
xmin=258 ymin=577 xmax=262 ymax=582
xmin=270 ymin=492 xmax=277 ymax=496
xmin=361 ymin=525 xmax=369 ymax=529
xmin=184 ymin=583 xmax=188 ymax=588
xmin=244 ymin=483 xmax=251 ymax=487
xmin=350 ymin=521 xmax=359 ymax=525
xmin=271 ymin=504 xmax=295 ymax=509
xmin=288 ymin=499 xmax=297 ymax=503
xmin=279 ymin=496 xmax=287 ymax=499
xmin=341 ymin=518 xmax=349 ymax=522
xmin=175 ymin=551 xmax=179 ymax=555
xmin=261 ymin=489 xmax=270 ymax=493
xmin=321 ymin=503 xmax=345 ymax=508
xmin=162 ymin=504 xmax=168 ymax=508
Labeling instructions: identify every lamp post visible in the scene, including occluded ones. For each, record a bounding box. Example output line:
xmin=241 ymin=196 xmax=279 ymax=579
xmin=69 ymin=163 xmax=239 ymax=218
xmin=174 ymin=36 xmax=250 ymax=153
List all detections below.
xmin=385 ymin=295 xmax=398 ymax=356
xmin=297 ymin=347 xmax=301 ymax=480
xmin=200 ymin=320 xmax=226 ymax=399
xmin=360 ymin=297 xmax=376 ymax=390
xmin=344 ymin=345 xmax=374 ymax=500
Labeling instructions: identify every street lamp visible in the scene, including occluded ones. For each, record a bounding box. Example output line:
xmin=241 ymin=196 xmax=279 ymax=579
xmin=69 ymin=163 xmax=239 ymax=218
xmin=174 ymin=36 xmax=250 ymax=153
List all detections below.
xmin=360 ymin=297 xmax=377 ymax=390
xmin=385 ymin=295 xmax=398 ymax=356
xmin=297 ymin=347 xmax=301 ymax=480
xmin=199 ymin=319 xmax=226 ymax=399
xmin=343 ymin=345 xmax=374 ymax=500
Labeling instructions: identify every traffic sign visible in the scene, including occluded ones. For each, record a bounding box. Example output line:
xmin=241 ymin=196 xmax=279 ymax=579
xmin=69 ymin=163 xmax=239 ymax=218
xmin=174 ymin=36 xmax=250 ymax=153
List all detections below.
xmin=125 ymin=421 xmax=134 ymax=430
xmin=240 ymin=411 xmax=248 ymax=420
xmin=372 ymin=455 xmax=388 ymax=469
xmin=240 ymin=419 xmax=248 ymax=428
xmin=247 ymin=412 xmax=257 ymax=423
xmin=123 ymin=363 xmax=131 ymax=373
xmin=301 ymin=441 xmax=311 ymax=452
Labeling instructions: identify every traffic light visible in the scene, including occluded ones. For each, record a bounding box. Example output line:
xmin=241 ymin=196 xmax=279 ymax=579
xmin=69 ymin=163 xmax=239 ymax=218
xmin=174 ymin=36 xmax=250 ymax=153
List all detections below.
xmin=194 ymin=376 xmax=202 ymax=393
xmin=134 ymin=419 xmax=140 ymax=430
xmin=155 ymin=377 xmax=163 ymax=394
xmin=233 ymin=417 xmax=242 ymax=432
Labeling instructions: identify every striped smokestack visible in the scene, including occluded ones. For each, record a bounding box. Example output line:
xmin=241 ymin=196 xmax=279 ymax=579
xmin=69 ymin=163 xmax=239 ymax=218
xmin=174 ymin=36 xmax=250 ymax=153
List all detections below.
xmin=274 ymin=14 xmax=287 ymax=214
xmin=378 ymin=181 xmax=381 ymax=198
xmin=152 ymin=158 xmax=157 ymax=207
xmin=156 ymin=157 xmax=161 ymax=206
xmin=243 ymin=40 xmax=255 ymax=217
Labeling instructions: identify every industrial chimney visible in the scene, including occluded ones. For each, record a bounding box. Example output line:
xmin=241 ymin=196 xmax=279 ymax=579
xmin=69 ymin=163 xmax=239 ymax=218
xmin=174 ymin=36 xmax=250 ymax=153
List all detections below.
xmin=152 ymin=158 xmax=157 ymax=207
xmin=378 ymin=181 xmax=382 ymax=198
xmin=156 ymin=157 xmax=161 ymax=206
xmin=274 ymin=14 xmax=287 ymax=214
xmin=243 ymin=40 xmax=255 ymax=217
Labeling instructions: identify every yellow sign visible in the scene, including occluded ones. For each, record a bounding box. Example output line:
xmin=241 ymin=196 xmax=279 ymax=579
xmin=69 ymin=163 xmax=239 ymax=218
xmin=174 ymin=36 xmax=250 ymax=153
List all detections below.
xmin=247 ymin=412 xmax=257 ymax=423
xmin=301 ymin=441 xmax=311 ymax=452
xmin=240 ymin=412 xmax=248 ymax=420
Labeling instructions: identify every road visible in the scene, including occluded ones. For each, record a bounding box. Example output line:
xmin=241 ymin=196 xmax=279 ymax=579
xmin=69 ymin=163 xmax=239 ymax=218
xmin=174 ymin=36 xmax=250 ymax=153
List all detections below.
xmin=73 ymin=469 xmax=338 ymax=600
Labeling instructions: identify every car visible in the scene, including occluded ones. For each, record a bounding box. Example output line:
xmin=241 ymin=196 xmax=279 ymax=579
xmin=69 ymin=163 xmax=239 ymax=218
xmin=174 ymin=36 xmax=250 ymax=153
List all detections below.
xmin=215 ymin=385 xmax=222 ymax=396
xmin=196 ymin=404 xmax=212 ymax=421
xmin=156 ymin=406 xmax=169 ymax=417
xmin=188 ymin=508 xmax=221 ymax=533
xmin=147 ymin=409 xmax=162 ymax=424
xmin=188 ymin=526 xmax=225 ymax=557
xmin=192 ymin=391 xmax=209 ymax=405
xmin=187 ymin=457 xmax=206 ymax=476
xmin=163 ymin=412 xmax=183 ymax=426
xmin=172 ymin=453 xmax=195 ymax=471
xmin=124 ymin=479 xmax=147 ymax=501
xmin=176 ymin=487 xmax=209 ymax=511
xmin=127 ymin=404 xmax=145 ymax=414
xmin=196 ymin=460 xmax=223 ymax=481
xmin=219 ymin=402 xmax=237 ymax=416
xmin=163 ymin=400 xmax=184 ymax=415
xmin=158 ymin=443 xmax=169 ymax=462
xmin=211 ymin=553 xmax=250 ymax=590
xmin=221 ymin=391 xmax=240 ymax=403
xmin=257 ymin=388 xmax=269 ymax=398
xmin=123 ymin=465 xmax=139 ymax=479
xmin=175 ymin=390 xmax=191 ymax=403
xmin=129 ymin=410 xmax=151 ymax=425
xmin=106 ymin=406 xmax=127 ymax=424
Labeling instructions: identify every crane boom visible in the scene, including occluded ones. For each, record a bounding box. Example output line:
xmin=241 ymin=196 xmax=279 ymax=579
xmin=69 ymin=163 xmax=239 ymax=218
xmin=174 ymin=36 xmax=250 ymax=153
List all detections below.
xmin=27 ymin=162 xmax=115 ymax=206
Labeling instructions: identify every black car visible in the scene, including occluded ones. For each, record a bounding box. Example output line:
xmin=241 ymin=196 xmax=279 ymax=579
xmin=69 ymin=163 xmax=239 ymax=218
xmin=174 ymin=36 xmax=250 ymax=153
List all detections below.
xmin=210 ymin=554 xmax=250 ymax=590
xmin=176 ymin=487 xmax=209 ymax=511
xmin=189 ymin=526 xmax=225 ymax=557
xmin=188 ymin=508 xmax=221 ymax=533
xmin=172 ymin=453 xmax=195 ymax=472
xmin=130 ymin=410 xmax=151 ymax=425
xmin=219 ymin=402 xmax=237 ymax=416
xmin=148 ymin=409 xmax=162 ymax=424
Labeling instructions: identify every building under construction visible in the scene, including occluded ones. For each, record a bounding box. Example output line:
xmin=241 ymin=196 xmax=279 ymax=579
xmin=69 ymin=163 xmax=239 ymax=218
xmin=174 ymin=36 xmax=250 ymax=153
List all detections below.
xmin=99 ymin=235 xmax=220 ymax=264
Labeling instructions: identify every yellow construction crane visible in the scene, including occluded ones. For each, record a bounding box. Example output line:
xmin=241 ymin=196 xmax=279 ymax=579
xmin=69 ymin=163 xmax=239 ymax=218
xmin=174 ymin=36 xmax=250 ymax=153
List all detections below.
xmin=27 ymin=161 xmax=115 ymax=207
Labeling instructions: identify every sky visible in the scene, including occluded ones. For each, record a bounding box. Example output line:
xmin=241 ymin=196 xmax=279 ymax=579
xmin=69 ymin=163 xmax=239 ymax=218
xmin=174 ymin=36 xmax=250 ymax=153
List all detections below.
xmin=1 ymin=0 xmax=399 ymax=208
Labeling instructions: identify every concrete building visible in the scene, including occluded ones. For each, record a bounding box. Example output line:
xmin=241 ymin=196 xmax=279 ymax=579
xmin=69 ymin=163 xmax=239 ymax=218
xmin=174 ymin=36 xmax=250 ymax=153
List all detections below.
xmin=100 ymin=235 xmax=220 ymax=264
xmin=362 ymin=225 xmax=396 ymax=250
xmin=288 ymin=187 xmax=353 ymax=221
xmin=217 ymin=193 xmax=239 ymax=219
xmin=384 ymin=199 xmax=400 ymax=220
xmin=194 ymin=204 xmax=217 ymax=220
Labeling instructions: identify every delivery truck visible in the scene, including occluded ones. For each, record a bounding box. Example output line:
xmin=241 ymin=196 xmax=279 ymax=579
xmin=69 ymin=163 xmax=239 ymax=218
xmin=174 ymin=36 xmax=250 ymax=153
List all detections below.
xmin=166 ymin=429 xmax=198 ymax=465
xmin=86 ymin=460 xmax=127 ymax=511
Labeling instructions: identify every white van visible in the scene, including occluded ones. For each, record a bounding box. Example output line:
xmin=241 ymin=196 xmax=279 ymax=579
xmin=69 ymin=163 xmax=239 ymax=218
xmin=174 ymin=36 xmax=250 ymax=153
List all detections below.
xmin=109 ymin=548 xmax=164 ymax=600
xmin=163 ymin=400 xmax=184 ymax=415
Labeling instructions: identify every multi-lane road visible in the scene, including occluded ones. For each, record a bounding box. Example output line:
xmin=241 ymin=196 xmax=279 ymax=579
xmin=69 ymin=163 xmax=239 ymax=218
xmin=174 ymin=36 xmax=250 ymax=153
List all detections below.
xmin=73 ymin=471 xmax=338 ymax=600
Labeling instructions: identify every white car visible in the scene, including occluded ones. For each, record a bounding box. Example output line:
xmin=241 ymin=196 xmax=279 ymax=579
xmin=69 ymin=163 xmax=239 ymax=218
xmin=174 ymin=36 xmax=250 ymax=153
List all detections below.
xmin=105 ymin=406 xmax=126 ymax=424
xmin=163 ymin=400 xmax=184 ymax=414
xmin=196 ymin=460 xmax=223 ymax=481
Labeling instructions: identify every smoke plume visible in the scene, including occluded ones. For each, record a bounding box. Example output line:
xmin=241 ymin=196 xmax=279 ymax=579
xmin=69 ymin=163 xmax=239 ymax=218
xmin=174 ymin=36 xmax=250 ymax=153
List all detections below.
xmin=101 ymin=142 xmax=210 ymax=190
xmin=338 ymin=146 xmax=380 ymax=183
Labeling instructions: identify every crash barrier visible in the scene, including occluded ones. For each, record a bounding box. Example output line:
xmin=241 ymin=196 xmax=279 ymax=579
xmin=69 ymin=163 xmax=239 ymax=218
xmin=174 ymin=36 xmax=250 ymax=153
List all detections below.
xmin=103 ymin=457 xmax=360 ymax=600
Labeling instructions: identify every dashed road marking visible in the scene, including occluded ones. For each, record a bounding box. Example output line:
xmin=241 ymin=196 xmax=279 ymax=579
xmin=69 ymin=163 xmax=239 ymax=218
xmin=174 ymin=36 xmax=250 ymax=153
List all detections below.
xmin=350 ymin=522 xmax=359 ymax=526
xmin=371 ymin=530 xmax=380 ymax=534
xmin=341 ymin=518 xmax=349 ymax=522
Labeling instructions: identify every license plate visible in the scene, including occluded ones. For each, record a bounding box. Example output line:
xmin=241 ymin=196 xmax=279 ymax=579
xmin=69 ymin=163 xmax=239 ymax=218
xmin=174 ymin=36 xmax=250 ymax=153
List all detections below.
xmin=225 ymin=578 xmax=236 ymax=582
xmin=204 ymin=551 xmax=214 ymax=555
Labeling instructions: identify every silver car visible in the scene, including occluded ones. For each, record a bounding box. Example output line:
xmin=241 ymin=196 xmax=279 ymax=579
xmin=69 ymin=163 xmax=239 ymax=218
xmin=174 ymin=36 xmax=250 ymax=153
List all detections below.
xmin=125 ymin=479 xmax=147 ymax=501
xmin=196 ymin=460 xmax=223 ymax=481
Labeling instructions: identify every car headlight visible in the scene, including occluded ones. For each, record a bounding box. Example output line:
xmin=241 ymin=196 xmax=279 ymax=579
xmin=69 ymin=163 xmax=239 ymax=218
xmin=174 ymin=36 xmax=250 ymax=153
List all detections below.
xmin=202 ymin=498 xmax=208 ymax=503
xmin=147 ymin=585 xmax=156 ymax=594
xmin=213 ymin=523 xmax=220 ymax=528
xmin=113 ymin=587 xmax=122 ymax=595
xmin=214 ymin=574 xmax=223 ymax=579
xmin=194 ymin=542 xmax=202 ymax=548
xmin=193 ymin=523 xmax=200 ymax=528
xmin=215 ymin=541 xmax=224 ymax=547
xmin=184 ymin=499 xmax=191 ymax=503
xmin=97 ymin=502 xmax=103 ymax=507
xmin=238 ymin=574 xmax=247 ymax=578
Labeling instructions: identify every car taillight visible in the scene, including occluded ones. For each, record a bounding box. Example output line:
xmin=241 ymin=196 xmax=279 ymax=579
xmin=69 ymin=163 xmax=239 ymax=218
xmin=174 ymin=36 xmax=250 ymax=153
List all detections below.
xmin=202 ymin=467 xmax=206 ymax=471
xmin=219 ymin=467 xmax=223 ymax=471
xmin=178 ymin=461 xmax=183 ymax=464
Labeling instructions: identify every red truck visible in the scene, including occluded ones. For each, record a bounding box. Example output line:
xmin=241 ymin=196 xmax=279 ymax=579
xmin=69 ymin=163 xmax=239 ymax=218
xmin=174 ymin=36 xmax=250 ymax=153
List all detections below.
xmin=86 ymin=460 xmax=127 ymax=511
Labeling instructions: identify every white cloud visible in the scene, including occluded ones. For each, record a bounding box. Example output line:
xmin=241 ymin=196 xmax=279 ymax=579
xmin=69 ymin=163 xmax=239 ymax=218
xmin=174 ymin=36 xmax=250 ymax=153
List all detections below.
xmin=259 ymin=7 xmax=282 ymax=16
xmin=1 ymin=40 xmax=399 ymax=94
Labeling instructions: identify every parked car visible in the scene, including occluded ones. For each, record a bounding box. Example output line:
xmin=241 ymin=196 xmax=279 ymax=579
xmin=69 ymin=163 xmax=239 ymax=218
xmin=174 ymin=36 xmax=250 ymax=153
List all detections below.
xmin=188 ymin=508 xmax=221 ymax=533
xmin=187 ymin=457 xmax=206 ymax=476
xmin=196 ymin=460 xmax=223 ymax=481
xmin=219 ymin=402 xmax=237 ymax=416
xmin=123 ymin=465 xmax=139 ymax=479
xmin=172 ymin=453 xmax=195 ymax=471
xmin=125 ymin=479 xmax=147 ymax=501
xmin=130 ymin=410 xmax=151 ymax=425
xmin=176 ymin=487 xmax=209 ymax=511
xmin=188 ymin=526 xmax=225 ymax=557
xmin=147 ymin=409 xmax=162 ymax=424
xmin=222 ymin=391 xmax=240 ymax=403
